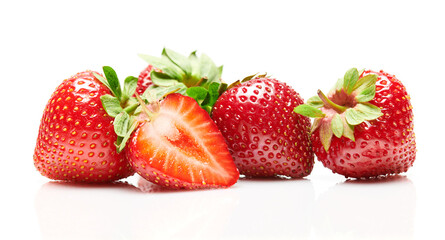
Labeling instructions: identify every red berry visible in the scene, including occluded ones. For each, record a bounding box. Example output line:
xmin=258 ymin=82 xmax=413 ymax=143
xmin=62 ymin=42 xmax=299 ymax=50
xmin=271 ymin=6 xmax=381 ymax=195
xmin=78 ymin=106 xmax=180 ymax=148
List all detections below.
xmin=136 ymin=65 xmax=154 ymax=95
xmin=295 ymin=68 xmax=416 ymax=178
xmin=127 ymin=93 xmax=239 ymax=189
xmin=212 ymin=77 xmax=314 ymax=178
xmin=33 ymin=71 xmax=134 ymax=182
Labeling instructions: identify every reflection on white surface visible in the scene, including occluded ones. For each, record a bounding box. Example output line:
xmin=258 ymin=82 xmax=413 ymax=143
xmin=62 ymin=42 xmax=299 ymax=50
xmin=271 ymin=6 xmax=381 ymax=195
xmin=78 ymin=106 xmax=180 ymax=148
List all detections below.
xmin=133 ymin=178 xmax=238 ymax=239
xmin=35 ymin=178 xmax=238 ymax=240
xmin=221 ymin=178 xmax=315 ymax=240
xmin=313 ymin=176 xmax=416 ymax=240
xmin=34 ymin=175 xmax=416 ymax=240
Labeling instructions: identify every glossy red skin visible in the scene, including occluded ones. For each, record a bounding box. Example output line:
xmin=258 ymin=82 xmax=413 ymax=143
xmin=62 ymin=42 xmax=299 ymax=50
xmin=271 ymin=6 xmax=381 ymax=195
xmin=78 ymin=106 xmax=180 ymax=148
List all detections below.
xmin=127 ymin=93 xmax=239 ymax=189
xmin=135 ymin=65 xmax=154 ymax=95
xmin=33 ymin=71 xmax=134 ymax=182
xmin=212 ymin=78 xmax=314 ymax=178
xmin=313 ymin=70 xmax=416 ymax=178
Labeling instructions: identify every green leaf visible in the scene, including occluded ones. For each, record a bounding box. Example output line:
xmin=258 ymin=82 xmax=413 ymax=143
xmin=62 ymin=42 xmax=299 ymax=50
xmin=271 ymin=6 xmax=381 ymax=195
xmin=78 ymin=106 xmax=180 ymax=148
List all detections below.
xmin=200 ymin=82 xmax=223 ymax=113
xmin=217 ymin=65 xmax=223 ymax=76
xmin=204 ymin=82 xmax=221 ymax=107
xmin=343 ymin=68 xmax=359 ymax=94
xmin=93 ymin=72 xmax=110 ymax=89
xmin=123 ymin=76 xmax=138 ymax=100
xmin=143 ymin=83 xmax=187 ymax=100
xmin=141 ymin=86 xmax=157 ymax=102
xmin=138 ymin=53 xmax=184 ymax=80
xmin=353 ymin=74 xmax=378 ymax=102
xmin=320 ymin=121 xmax=333 ymax=152
xmin=345 ymin=103 xmax=382 ymax=126
xmin=115 ymin=136 xmax=123 ymax=148
xmin=294 ymin=104 xmax=326 ymax=118
xmin=355 ymin=86 xmax=376 ymax=103
xmin=117 ymin=118 xmax=139 ymax=153
xmin=334 ymin=78 xmax=344 ymax=92
xmin=342 ymin=118 xmax=355 ymax=141
xmin=227 ymin=80 xmax=241 ymax=90
xmin=344 ymin=108 xmax=365 ymax=125
xmin=133 ymin=105 xmax=142 ymax=116
xmin=114 ymin=111 xmax=130 ymax=137
xmin=354 ymin=103 xmax=383 ymax=120
xmin=151 ymin=71 xmax=181 ymax=87
xmin=331 ymin=113 xmax=343 ymax=138
xmin=123 ymin=103 xmax=139 ymax=115
xmin=200 ymin=53 xmax=220 ymax=85
xmin=163 ymin=48 xmax=192 ymax=76
xmin=103 ymin=66 xmax=122 ymax=101
xmin=241 ymin=73 xmax=258 ymax=83
xmin=189 ymin=51 xmax=201 ymax=80
xmin=186 ymin=87 xmax=208 ymax=104
xmin=189 ymin=50 xmax=197 ymax=58
xmin=311 ymin=118 xmax=322 ymax=133
xmin=307 ymin=96 xmax=324 ymax=108
xmin=100 ymin=95 xmax=123 ymax=117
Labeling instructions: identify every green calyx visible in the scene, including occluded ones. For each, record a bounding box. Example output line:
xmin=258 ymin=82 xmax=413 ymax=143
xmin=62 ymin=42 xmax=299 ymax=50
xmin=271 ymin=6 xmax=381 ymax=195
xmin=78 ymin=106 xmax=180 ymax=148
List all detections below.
xmin=95 ymin=66 xmax=146 ymax=153
xmin=294 ymin=67 xmax=383 ymax=152
xmin=139 ymin=48 xmax=227 ymax=114
xmin=225 ymin=73 xmax=269 ymax=90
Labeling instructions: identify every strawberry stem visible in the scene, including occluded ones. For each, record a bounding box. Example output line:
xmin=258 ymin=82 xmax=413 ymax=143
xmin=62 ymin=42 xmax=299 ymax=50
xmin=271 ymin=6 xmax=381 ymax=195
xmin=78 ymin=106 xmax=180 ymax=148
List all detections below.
xmin=123 ymin=103 xmax=139 ymax=115
xmin=134 ymin=93 xmax=155 ymax=120
xmin=194 ymin=77 xmax=207 ymax=87
xmin=161 ymin=87 xmax=181 ymax=99
xmin=317 ymin=89 xmax=347 ymax=113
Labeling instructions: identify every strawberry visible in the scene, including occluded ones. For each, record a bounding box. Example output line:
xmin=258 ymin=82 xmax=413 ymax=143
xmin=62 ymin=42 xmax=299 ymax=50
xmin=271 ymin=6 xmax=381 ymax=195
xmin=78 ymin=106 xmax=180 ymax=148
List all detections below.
xmin=33 ymin=70 xmax=136 ymax=182
xmin=294 ymin=68 xmax=416 ymax=178
xmin=135 ymin=64 xmax=154 ymax=95
xmin=138 ymin=48 xmax=227 ymax=114
xmin=126 ymin=93 xmax=239 ymax=189
xmin=212 ymin=75 xmax=314 ymax=178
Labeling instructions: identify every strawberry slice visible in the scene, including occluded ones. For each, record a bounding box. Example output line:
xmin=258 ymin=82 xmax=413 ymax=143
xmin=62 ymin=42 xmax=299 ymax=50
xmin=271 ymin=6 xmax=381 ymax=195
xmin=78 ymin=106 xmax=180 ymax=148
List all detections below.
xmin=127 ymin=93 xmax=239 ymax=189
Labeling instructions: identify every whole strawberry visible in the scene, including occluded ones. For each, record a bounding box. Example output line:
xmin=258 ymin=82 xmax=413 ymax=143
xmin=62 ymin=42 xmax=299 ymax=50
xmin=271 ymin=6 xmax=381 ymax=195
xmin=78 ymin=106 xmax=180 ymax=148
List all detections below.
xmin=294 ymin=68 xmax=416 ymax=178
xmin=33 ymin=69 xmax=136 ymax=182
xmin=212 ymin=75 xmax=314 ymax=178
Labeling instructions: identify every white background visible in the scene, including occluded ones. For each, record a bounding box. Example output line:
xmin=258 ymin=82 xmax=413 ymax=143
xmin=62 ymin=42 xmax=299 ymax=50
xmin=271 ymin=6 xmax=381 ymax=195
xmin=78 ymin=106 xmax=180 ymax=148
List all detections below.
xmin=1 ymin=0 xmax=444 ymax=239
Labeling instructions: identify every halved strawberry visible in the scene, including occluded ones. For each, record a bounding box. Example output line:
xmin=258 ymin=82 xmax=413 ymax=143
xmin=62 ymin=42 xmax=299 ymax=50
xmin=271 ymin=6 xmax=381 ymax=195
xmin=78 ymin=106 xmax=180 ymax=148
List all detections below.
xmin=127 ymin=93 xmax=239 ymax=189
